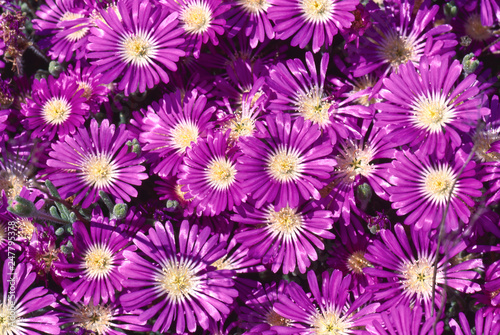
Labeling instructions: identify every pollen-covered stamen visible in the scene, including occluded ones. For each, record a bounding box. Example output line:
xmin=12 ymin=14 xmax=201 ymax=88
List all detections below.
xmin=401 ymin=258 xmax=440 ymax=299
xmin=230 ymin=116 xmax=256 ymax=139
xmin=157 ymin=259 xmax=200 ymax=303
xmin=352 ymin=75 xmax=378 ymax=106
xmin=84 ymin=244 xmax=115 ymax=280
xmin=0 ymin=303 xmax=19 ymax=333
xmin=206 ymin=157 xmax=237 ymax=191
xmin=170 ymin=120 xmax=200 ymax=153
xmin=81 ymin=154 xmax=118 ymax=189
xmin=0 ymin=170 xmax=26 ymax=201
xmin=310 ymin=310 xmax=353 ymax=335
xmin=465 ymin=13 xmax=492 ymax=41
xmin=239 ymin=0 xmax=270 ymax=14
xmin=120 ymin=32 xmax=157 ymax=67
xmin=60 ymin=12 xmax=89 ymax=42
xmin=300 ymin=0 xmax=333 ymax=23
xmin=421 ymin=164 xmax=457 ymax=206
xmin=42 ymin=97 xmax=72 ymax=125
xmin=266 ymin=309 xmax=291 ymax=327
xmin=267 ymin=206 xmax=303 ymax=239
xmin=411 ymin=93 xmax=454 ymax=133
xmin=346 ymin=250 xmax=372 ymax=275
xmin=77 ymin=81 xmax=93 ymax=99
xmin=181 ymin=2 xmax=212 ymax=34
xmin=473 ymin=127 xmax=500 ymax=162
xmin=336 ymin=140 xmax=375 ymax=183
xmin=72 ymin=302 xmax=113 ymax=334
xmin=175 ymin=184 xmax=193 ymax=203
xmin=267 ymin=146 xmax=303 ymax=183
xmin=211 ymin=255 xmax=234 ymax=270
xmin=15 ymin=218 xmax=35 ymax=240
xmin=379 ymin=29 xmax=416 ymax=70
xmin=296 ymin=87 xmax=332 ymax=127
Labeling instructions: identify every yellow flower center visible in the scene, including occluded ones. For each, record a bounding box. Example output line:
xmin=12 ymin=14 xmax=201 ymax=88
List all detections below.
xmin=0 ymin=303 xmax=19 ymax=334
xmin=207 ymin=157 xmax=237 ymax=191
xmin=267 ymin=147 xmax=303 ymax=183
xmin=171 ymin=120 xmax=199 ymax=153
xmin=81 ymin=154 xmax=118 ymax=189
xmin=181 ymin=3 xmax=212 ymax=34
xmin=380 ymin=30 xmax=415 ymax=71
xmin=84 ymin=244 xmax=115 ymax=280
xmin=336 ymin=140 xmax=374 ymax=184
xmin=77 ymin=81 xmax=93 ymax=99
xmin=0 ymin=170 xmax=26 ymax=201
xmin=42 ymin=97 xmax=71 ymax=125
xmin=422 ymin=165 xmax=456 ymax=206
xmin=157 ymin=260 xmax=200 ymax=303
xmin=412 ymin=93 xmax=454 ymax=133
xmin=297 ymin=87 xmax=332 ymax=127
xmin=73 ymin=302 xmax=113 ymax=334
xmin=267 ymin=206 xmax=303 ymax=237
xmin=15 ymin=218 xmax=35 ymax=240
xmin=121 ymin=33 xmax=156 ymax=67
xmin=60 ymin=12 xmax=89 ymax=42
xmin=301 ymin=0 xmax=333 ymax=23
xmin=401 ymin=258 xmax=437 ymax=299
xmin=346 ymin=250 xmax=372 ymax=275
xmin=311 ymin=311 xmax=352 ymax=335
xmin=473 ymin=128 xmax=500 ymax=162
xmin=230 ymin=116 xmax=255 ymax=140
xmin=239 ymin=0 xmax=270 ymax=14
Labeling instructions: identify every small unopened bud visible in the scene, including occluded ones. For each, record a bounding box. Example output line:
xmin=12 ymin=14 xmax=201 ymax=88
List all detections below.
xmin=462 ymin=53 xmax=479 ymax=75
xmin=48 ymin=61 xmax=63 ymax=78
xmin=8 ymin=196 xmax=37 ymax=217
xmin=460 ymin=35 xmax=472 ymax=47
xmin=55 ymin=227 xmax=65 ymax=236
xmin=444 ymin=1 xmax=457 ymax=18
xmin=61 ymin=241 xmax=74 ymax=254
xmin=356 ymin=183 xmax=372 ymax=211
xmin=113 ymin=203 xmax=128 ymax=219
xmin=165 ymin=200 xmax=179 ymax=212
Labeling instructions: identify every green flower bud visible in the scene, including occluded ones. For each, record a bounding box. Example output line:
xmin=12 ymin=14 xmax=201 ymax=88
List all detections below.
xmin=462 ymin=53 xmax=479 ymax=75
xmin=48 ymin=61 xmax=63 ymax=78
xmin=113 ymin=203 xmax=128 ymax=220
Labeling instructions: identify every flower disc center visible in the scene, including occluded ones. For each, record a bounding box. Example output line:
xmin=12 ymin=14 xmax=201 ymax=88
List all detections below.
xmin=84 ymin=244 xmax=115 ymax=279
xmin=42 ymin=97 xmax=72 ymax=125
xmin=268 ymin=206 xmax=303 ymax=236
xmin=73 ymin=303 xmax=113 ymax=334
xmin=181 ymin=4 xmax=212 ymax=34
xmin=422 ymin=165 xmax=456 ymax=205
xmin=82 ymin=154 xmax=117 ymax=189
xmin=171 ymin=120 xmax=199 ymax=153
xmin=311 ymin=311 xmax=352 ymax=335
xmin=401 ymin=258 xmax=435 ymax=298
xmin=158 ymin=260 xmax=200 ymax=303
xmin=267 ymin=147 xmax=303 ymax=183
xmin=207 ymin=157 xmax=237 ymax=190
xmin=121 ymin=33 xmax=156 ymax=67
xmin=346 ymin=250 xmax=371 ymax=275
xmin=301 ymin=0 xmax=333 ymax=23
xmin=297 ymin=88 xmax=332 ymax=127
xmin=412 ymin=94 xmax=453 ymax=133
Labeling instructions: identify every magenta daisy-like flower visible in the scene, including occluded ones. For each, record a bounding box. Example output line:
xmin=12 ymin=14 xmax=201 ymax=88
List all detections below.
xmin=267 ymin=51 xmax=372 ymax=144
xmin=160 ymin=0 xmax=229 ymax=58
xmin=351 ymin=1 xmax=457 ymax=77
xmin=387 ymin=148 xmax=482 ymax=231
xmin=87 ymin=0 xmax=185 ymax=95
xmin=233 ymin=200 xmax=335 ymax=274
xmin=120 ymin=220 xmax=238 ymax=333
xmin=449 ymin=308 xmax=500 ymax=335
xmin=178 ymin=130 xmax=246 ymax=216
xmin=375 ymin=55 xmax=489 ymax=159
xmin=55 ymin=215 xmax=135 ymax=305
xmin=65 ymin=61 xmax=110 ymax=112
xmin=273 ymin=270 xmax=380 ymax=334
xmin=21 ymin=74 xmax=89 ymax=140
xmin=0 ymin=261 xmax=60 ymax=335
xmin=238 ymin=112 xmax=336 ymax=209
xmin=140 ymin=89 xmax=215 ymax=178
xmin=33 ymin=0 xmax=91 ymax=62
xmin=365 ymin=223 xmax=483 ymax=317
xmin=268 ymin=0 xmax=357 ymax=52
xmin=46 ymin=119 xmax=148 ymax=208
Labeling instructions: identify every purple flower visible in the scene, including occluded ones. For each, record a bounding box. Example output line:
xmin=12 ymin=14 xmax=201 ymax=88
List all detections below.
xmin=233 ymin=200 xmax=335 ymax=274
xmin=480 ymin=0 xmax=500 ymax=26
xmin=238 ymin=112 xmax=336 ymax=209
xmin=267 ymin=52 xmax=372 ymax=144
xmin=0 ymin=261 xmax=60 ymax=334
xmin=21 ymin=74 xmax=90 ymax=141
xmin=350 ymin=1 xmax=457 ymax=77
xmin=87 ymin=0 xmax=186 ymax=95
xmin=46 ymin=119 xmax=148 ymax=208
xmin=55 ymin=215 xmax=134 ymax=305
xmin=160 ymin=0 xmax=230 ymax=58
xmin=139 ymin=89 xmax=215 ymax=178
xmin=120 ymin=220 xmax=238 ymax=333
xmin=364 ymin=223 xmax=483 ymax=317
xmin=268 ymin=0 xmax=357 ymax=53
xmin=375 ymin=55 xmax=489 ymax=159
xmin=33 ymin=0 xmax=90 ymax=62
xmin=273 ymin=270 xmax=380 ymax=334
xmin=178 ymin=130 xmax=246 ymax=216
xmin=65 ymin=61 xmax=110 ymax=112
xmin=387 ymin=148 xmax=482 ymax=231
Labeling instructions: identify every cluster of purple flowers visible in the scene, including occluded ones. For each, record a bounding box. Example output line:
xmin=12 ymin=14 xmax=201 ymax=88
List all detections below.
xmin=0 ymin=0 xmax=500 ymax=333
